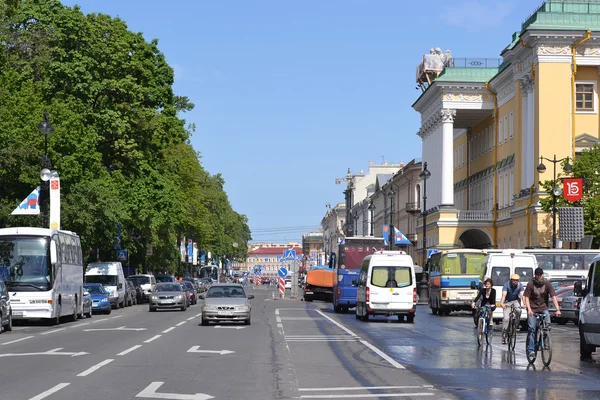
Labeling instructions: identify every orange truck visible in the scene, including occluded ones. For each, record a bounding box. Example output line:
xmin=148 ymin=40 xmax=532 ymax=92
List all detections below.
xmin=303 ymin=267 xmax=335 ymax=302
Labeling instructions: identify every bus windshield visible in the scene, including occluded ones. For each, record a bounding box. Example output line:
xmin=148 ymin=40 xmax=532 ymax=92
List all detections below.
xmin=0 ymin=236 xmax=51 ymax=291
xmin=441 ymin=253 xmax=486 ymax=275
xmin=532 ymin=253 xmax=595 ymax=270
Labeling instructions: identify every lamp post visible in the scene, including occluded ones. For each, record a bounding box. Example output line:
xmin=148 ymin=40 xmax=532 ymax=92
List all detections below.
xmin=388 ymin=189 xmax=395 ymax=250
xmin=537 ymin=155 xmax=572 ymax=248
xmin=38 ymin=112 xmax=54 ymax=228
xmin=368 ymin=200 xmax=375 ymax=236
xmin=419 ymin=162 xmax=431 ymax=304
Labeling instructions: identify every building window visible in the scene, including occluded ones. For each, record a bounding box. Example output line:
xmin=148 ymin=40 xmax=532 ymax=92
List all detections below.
xmin=498 ymin=119 xmax=503 ymax=145
xmin=509 ymin=170 xmax=514 ymax=205
xmin=509 ymin=112 xmax=514 ymax=139
xmin=503 ymin=115 xmax=508 ymax=142
xmin=576 ymin=83 xmax=595 ymax=112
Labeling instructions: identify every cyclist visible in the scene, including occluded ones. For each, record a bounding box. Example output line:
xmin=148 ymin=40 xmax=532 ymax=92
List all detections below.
xmin=471 ymin=278 xmax=496 ymax=329
xmin=500 ymin=273 xmax=524 ymax=344
xmin=523 ymin=267 xmax=561 ymax=360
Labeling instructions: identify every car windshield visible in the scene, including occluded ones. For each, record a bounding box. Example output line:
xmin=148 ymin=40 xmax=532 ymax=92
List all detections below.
xmin=84 ymin=285 xmax=105 ymax=295
xmin=206 ymin=286 xmax=246 ymax=298
xmin=85 ymin=275 xmax=117 ymax=286
xmin=129 ymin=276 xmax=150 ymax=285
xmin=371 ymin=266 xmax=412 ymax=288
xmin=0 ymin=236 xmax=52 ymax=291
xmin=156 ymin=276 xmax=175 ymax=283
xmin=155 ymin=283 xmax=180 ymax=292
xmin=182 ymin=282 xmax=193 ymax=290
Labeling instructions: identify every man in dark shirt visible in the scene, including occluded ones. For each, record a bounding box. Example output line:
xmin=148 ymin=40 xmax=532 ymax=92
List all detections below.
xmin=523 ymin=267 xmax=561 ymax=359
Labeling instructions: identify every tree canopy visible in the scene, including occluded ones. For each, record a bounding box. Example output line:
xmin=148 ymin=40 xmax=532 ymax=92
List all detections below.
xmin=0 ymin=0 xmax=251 ymax=273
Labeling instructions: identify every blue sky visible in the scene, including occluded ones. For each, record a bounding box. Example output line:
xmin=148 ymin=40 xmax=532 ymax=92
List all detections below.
xmin=64 ymin=0 xmax=541 ymax=243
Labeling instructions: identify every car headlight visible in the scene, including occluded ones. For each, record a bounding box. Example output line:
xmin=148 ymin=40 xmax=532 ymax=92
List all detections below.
xmin=202 ymin=305 xmax=218 ymax=311
xmin=151 ymin=296 xmax=158 ymax=300
xmin=175 ymin=295 xmax=183 ymax=300
xmin=101 ymin=297 xmax=109 ymax=302
xmin=236 ymin=305 xmax=249 ymax=311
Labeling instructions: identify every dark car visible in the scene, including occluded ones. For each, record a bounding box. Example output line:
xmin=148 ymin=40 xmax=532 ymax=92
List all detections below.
xmin=181 ymin=281 xmax=197 ymax=305
xmin=0 ymin=281 xmax=12 ymax=332
xmin=155 ymin=275 xmax=177 ymax=283
xmin=125 ymin=280 xmax=138 ymax=306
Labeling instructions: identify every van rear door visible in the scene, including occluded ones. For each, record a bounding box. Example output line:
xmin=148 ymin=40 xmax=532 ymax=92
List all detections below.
xmin=338 ymin=271 xmax=359 ymax=300
xmin=370 ymin=266 xmax=413 ymax=310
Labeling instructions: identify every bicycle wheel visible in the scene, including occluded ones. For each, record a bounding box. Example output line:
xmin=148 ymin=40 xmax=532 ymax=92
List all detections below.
xmin=477 ymin=318 xmax=484 ymax=347
xmin=486 ymin=320 xmax=493 ymax=345
xmin=541 ymin=330 xmax=552 ymax=367
xmin=508 ymin=316 xmax=518 ymax=351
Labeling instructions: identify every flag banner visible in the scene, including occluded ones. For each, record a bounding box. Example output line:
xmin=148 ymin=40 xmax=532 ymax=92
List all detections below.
xmin=382 ymin=224 xmax=390 ymax=246
xmin=394 ymin=227 xmax=413 ymax=245
xmin=12 ymin=187 xmax=40 ymax=215
xmin=193 ymin=242 xmax=198 ymax=266
xmin=180 ymin=237 xmax=186 ymax=262
xmin=49 ymin=178 xmax=60 ymax=230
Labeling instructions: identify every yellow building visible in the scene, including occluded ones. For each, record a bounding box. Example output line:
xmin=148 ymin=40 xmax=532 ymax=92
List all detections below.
xmin=412 ymin=0 xmax=600 ymax=265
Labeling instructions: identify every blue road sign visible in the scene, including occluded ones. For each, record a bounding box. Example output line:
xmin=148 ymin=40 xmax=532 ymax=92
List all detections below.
xmin=283 ymin=249 xmax=296 ymax=260
xmin=116 ymin=250 xmax=128 ymax=262
xmin=427 ymin=249 xmax=439 ymax=259
xmin=278 ymin=267 xmax=288 ymax=278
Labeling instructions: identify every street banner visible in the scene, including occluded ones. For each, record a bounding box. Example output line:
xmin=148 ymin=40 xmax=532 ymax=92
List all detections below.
xmin=11 ymin=187 xmax=40 ymax=215
xmin=187 ymin=239 xmax=193 ymax=263
xmin=49 ymin=177 xmax=60 ymax=230
xmin=394 ymin=227 xmax=412 ymax=245
xmin=382 ymin=224 xmax=390 ymax=246
xmin=180 ymin=237 xmax=186 ymax=262
xmin=193 ymin=242 xmax=198 ymax=266
xmin=563 ymin=178 xmax=583 ymax=202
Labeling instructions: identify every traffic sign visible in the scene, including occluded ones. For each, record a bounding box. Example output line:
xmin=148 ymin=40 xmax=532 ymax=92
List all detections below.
xmin=116 ymin=250 xmax=128 ymax=262
xmin=283 ymin=249 xmax=296 ymax=260
xmin=278 ymin=267 xmax=288 ymax=278
xmin=427 ymin=249 xmax=439 ymax=259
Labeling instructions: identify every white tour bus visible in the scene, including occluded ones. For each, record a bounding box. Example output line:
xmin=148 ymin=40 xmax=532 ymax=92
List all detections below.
xmin=0 ymin=227 xmax=84 ymax=325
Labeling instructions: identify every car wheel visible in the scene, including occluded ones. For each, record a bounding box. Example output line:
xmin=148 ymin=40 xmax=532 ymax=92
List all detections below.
xmin=4 ymin=313 xmax=12 ymax=332
xmin=580 ymin=324 xmax=596 ymax=358
xmin=180 ymin=306 xmax=186 ymax=311
xmin=244 ymin=317 xmax=251 ymax=325
xmin=201 ymin=317 xmax=209 ymax=326
xmin=149 ymin=307 xmax=156 ymax=312
xmin=104 ymin=309 xmax=112 ymax=315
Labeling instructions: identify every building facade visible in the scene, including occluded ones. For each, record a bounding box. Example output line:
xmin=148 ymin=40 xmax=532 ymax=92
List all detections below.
xmin=246 ymin=243 xmax=302 ymax=277
xmin=302 ymin=232 xmax=324 ymax=267
xmin=412 ymin=0 xmax=600 ymax=265
xmin=321 ymin=203 xmax=345 ymax=259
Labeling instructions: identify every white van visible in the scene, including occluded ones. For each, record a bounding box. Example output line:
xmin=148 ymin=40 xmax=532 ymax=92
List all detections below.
xmin=356 ymin=250 xmax=417 ymax=323
xmin=85 ymin=262 xmax=127 ymax=309
xmin=128 ymin=274 xmax=157 ymax=302
xmin=575 ymin=255 xmax=600 ymax=357
xmin=475 ymin=250 xmax=537 ymax=324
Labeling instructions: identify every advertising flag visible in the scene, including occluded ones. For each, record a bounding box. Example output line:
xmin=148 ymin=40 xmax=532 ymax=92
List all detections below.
xmin=49 ymin=177 xmax=60 ymax=230
xmin=394 ymin=227 xmax=413 ymax=245
xmin=382 ymin=224 xmax=390 ymax=246
xmin=563 ymin=178 xmax=583 ymax=202
xmin=11 ymin=187 xmax=40 ymax=215
xmin=192 ymin=242 xmax=198 ymax=266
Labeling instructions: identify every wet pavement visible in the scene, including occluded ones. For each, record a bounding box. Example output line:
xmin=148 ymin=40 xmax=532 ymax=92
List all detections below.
xmin=310 ymin=303 xmax=600 ymax=400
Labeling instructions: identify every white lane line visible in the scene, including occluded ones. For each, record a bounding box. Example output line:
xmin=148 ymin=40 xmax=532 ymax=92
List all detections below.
xmin=287 ymin=339 xmax=359 ymax=342
xmin=77 ymin=359 xmax=114 ymax=377
xmin=195 ymin=313 xmax=202 ymax=317
xmin=300 ymin=394 xmax=434 ymax=399
xmin=360 ymin=340 xmax=405 ymax=369
xmin=176 ymin=321 xmax=186 ymax=327
xmin=314 ymin=309 xmax=359 ymax=337
xmin=1 ymin=336 xmax=34 ymax=345
xmin=299 ymin=386 xmax=434 ymax=391
xmin=77 ymin=322 xmax=91 ymax=327
xmin=40 ymin=328 xmax=66 ymax=335
xmin=117 ymin=345 xmax=142 ymax=356
xmin=144 ymin=335 xmax=161 ymax=343
xmin=286 ymin=335 xmax=354 ymax=338
xmin=162 ymin=327 xmax=175 ymax=333
xmin=186 ymin=316 xmax=195 ymax=321
xmin=28 ymin=383 xmax=71 ymax=400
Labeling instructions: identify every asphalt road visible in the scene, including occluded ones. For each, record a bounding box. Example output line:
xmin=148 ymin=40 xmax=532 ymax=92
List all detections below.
xmin=1 ymin=285 xmax=599 ymax=399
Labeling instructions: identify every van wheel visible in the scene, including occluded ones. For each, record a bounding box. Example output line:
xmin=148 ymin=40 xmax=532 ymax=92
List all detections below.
xmin=360 ymin=305 xmax=369 ymax=322
xmin=355 ymin=308 xmax=360 ymax=320
xmin=334 ymin=305 xmax=342 ymax=313
xmin=431 ymin=308 xmax=438 ymax=315
xmin=397 ymin=315 xmax=405 ymax=322
xmin=580 ymin=325 xmax=596 ymax=358
xmin=407 ymin=315 xmax=415 ymax=323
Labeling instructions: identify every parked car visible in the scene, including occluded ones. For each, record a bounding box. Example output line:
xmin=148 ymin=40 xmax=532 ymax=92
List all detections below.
xmin=550 ymin=286 xmax=575 ymax=322
xmin=155 ymin=275 xmax=177 ymax=283
xmin=200 ymin=283 xmax=253 ymax=325
xmin=125 ymin=280 xmax=138 ymax=306
xmin=149 ymin=282 xmax=187 ymax=312
xmin=181 ymin=281 xmax=197 ymax=305
xmin=128 ymin=274 xmax=156 ymax=302
xmin=83 ymin=283 xmax=112 ymax=314
xmin=82 ymin=289 xmax=93 ymax=318
xmin=0 ymin=280 xmax=13 ymax=332
xmin=556 ymin=292 xmax=582 ymax=325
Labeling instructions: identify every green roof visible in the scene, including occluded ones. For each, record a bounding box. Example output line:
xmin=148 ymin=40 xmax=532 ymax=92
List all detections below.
xmin=435 ymin=67 xmax=500 ymax=83
xmin=523 ymin=0 xmax=600 ymax=31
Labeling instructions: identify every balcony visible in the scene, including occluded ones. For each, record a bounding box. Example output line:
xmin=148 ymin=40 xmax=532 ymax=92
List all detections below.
xmin=405 ymin=202 xmax=421 ymax=215
xmin=457 ymin=210 xmax=493 ymax=221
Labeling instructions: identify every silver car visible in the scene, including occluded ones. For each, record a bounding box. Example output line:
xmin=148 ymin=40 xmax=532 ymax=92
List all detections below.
xmin=149 ymin=282 xmax=188 ymax=312
xmin=200 ymin=284 xmax=254 ymax=325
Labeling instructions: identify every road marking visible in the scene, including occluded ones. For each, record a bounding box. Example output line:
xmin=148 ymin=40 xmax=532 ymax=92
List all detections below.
xmin=0 ymin=348 xmax=88 ymax=358
xmin=187 ymin=346 xmax=235 ymax=355
xmin=77 ymin=322 xmax=91 ymax=327
xmin=176 ymin=321 xmax=187 ymax=326
xmin=214 ymin=326 xmax=245 ymax=330
xmin=28 ymin=383 xmax=71 ymax=400
xmin=135 ymin=381 xmax=214 ymax=400
xmin=280 ymin=317 xmax=328 ymax=321
xmin=187 ymin=316 xmax=195 ymax=321
xmin=287 ymin=338 xmax=359 ymax=342
xmin=299 ymin=386 xmax=435 ymax=392
xmin=195 ymin=313 xmax=202 ymax=317
xmin=117 ymin=344 xmax=142 ymax=356
xmin=286 ymin=335 xmax=355 ymax=338
xmin=300 ymin=394 xmax=434 ymax=399
xmin=359 ymin=340 xmax=405 ymax=369
xmin=144 ymin=335 xmax=161 ymax=343
xmin=1 ymin=336 xmax=34 ymax=345
xmin=314 ymin=309 xmax=358 ymax=337
xmin=83 ymin=326 xmax=146 ymax=332
xmin=162 ymin=327 xmax=176 ymax=333
xmin=40 ymin=328 xmax=66 ymax=335
xmin=77 ymin=359 xmax=114 ymax=377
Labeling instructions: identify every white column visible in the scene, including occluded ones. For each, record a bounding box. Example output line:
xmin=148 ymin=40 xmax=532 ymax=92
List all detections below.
xmin=526 ymin=85 xmax=535 ymax=187
xmin=441 ymin=109 xmax=456 ymax=206
xmin=520 ymin=82 xmax=529 ymax=190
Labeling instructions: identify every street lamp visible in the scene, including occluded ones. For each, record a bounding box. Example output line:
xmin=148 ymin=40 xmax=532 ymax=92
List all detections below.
xmin=388 ymin=188 xmax=395 ymax=250
xmin=419 ymin=162 xmax=431 ymax=304
xmin=537 ymin=155 xmax=572 ymax=248
xmin=368 ymin=200 xmax=375 ymax=236
xmin=38 ymin=112 xmax=54 ymax=228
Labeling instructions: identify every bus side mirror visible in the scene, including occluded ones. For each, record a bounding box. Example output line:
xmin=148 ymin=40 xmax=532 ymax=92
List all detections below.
xmin=470 ymin=281 xmax=477 ymax=290
xmin=50 ymin=239 xmax=58 ymax=266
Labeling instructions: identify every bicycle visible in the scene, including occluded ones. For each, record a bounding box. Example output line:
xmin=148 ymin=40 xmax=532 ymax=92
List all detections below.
xmin=505 ymin=303 xmax=521 ymax=351
xmin=476 ymin=305 xmax=494 ymax=347
xmin=526 ymin=312 xmax=552 ymax=367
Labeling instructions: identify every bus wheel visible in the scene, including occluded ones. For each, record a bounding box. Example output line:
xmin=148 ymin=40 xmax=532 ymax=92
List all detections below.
xmin=51 ymin=304 xmax=61 ymax=326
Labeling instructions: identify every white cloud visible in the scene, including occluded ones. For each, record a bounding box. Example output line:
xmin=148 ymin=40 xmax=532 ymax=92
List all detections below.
xmin=442 ymin=1 xmax=516 ymax=33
